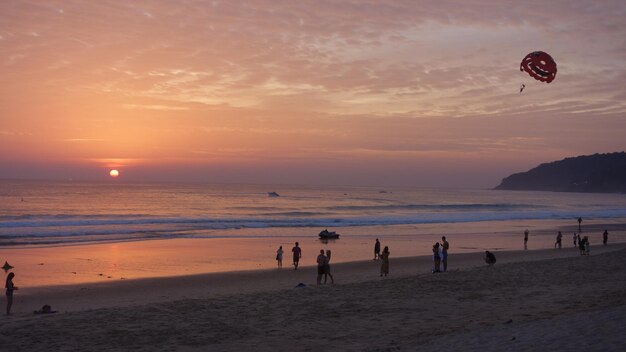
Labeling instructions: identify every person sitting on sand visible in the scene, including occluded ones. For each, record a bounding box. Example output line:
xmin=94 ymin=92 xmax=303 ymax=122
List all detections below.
xmin=324 ymin=249 xmax=334 ymax=284
xmin=380 ymin=246 xmax=390 ymax=277
xmin=316 ymin=250 xmax=327 ymax=285
xmin=603 ymin=230 xmax=608 ymax=245
xmin=432 ymin=243 xmax=441 ymax=273
xmin=374 ymin=238 xmax=381 ymax=260
xmin=5 ymin=272 xmax=18 ymax=315
xmin=484 ymin=251 xmax=496 ymax=266
xmin=555 ymin=231 xmax=562 ymax=249
xmin=276 ymin=246 xmax=284 ymax=268
xmin=292 ymin=242 xmax=302 ymax=270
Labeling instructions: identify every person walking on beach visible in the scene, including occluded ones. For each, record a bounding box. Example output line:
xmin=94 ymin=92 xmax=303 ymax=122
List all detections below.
xmin=524 ymin=229 xmax=529 ymax=250
xmin=316 ymin=250 xmax=327 ymax=285
xmin=324 ymin=249 xmax=334 ymax=284
xmin=555 ymin=231 xmax=562 ymax=249
xmin=441 ymin=236 xmax=449 ymax=272
xmin=432 ymin=243 xmax=441 ymax=273
xmin=276 ymin=246 xmax=284 ymax=268
xmin=603 ymin=230 xmax=608 ymax=245
xmin=292 ymin=242 xmax=302 ymax=270
xmin=374 ymin=238 xmax=381 ymax=260
xmin=380 ymin=246 xmax=390 ymax=277
xmin=573 ymin=233 xmax=577 ymax=247
xmin=5 ymin=272 xmax=17 ymax=315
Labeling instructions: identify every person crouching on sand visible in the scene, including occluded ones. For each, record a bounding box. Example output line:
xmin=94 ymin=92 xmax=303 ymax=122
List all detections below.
xmin=484 ymin=251 xmax=496 ymax=266
xmin=5 ymin=272 xmax=18 ymax=315
xmin=380 ymin=246 xmax=390 ymax=277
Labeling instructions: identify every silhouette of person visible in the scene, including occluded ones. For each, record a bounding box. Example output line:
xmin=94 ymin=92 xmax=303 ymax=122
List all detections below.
xmin=603 ymin=230 xmax=608 ymax=245
xmin=5 ymin=272 xmax=18 ymax=315
xmin=292 ymin=242 xmax=302 ymax=270
xmin=441 ymin=236 xmax=449 ymax=272
xmin=374 ymin=238 xmax=381 ymax=260
xmin=555 ymin=231 xmax=562 ymax=248
xmin=484 ymin=251 xmax=496 ymax=265
xmin=524 ymin=229 xmax=529 ymax=250
xmin=316 ymin=250 xmax=327 ymax=285
xmin=276 ymin=246 xmax=284 ymax=268
xmin=380 ymin=246 xmax=390 ymax=277
xmin=324 ymin=249 xmax=334 ymax=284
xmin=432 ymin=243 xmax=441 ymax=273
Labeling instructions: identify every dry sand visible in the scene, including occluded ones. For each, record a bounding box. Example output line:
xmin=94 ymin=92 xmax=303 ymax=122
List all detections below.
xmin=1 ymin=244 xmax=625 ymax=351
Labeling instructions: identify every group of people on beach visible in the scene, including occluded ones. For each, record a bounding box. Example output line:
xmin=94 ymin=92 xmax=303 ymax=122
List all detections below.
xmin=431 ymin=236 xmax=449 ymax=273
xmin=373 ymin=238 xmax=390 ymax=276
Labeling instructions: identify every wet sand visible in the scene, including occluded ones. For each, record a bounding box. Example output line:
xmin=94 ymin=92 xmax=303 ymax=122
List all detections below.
xmin=1 ymin=243 xmax=625 ymax=351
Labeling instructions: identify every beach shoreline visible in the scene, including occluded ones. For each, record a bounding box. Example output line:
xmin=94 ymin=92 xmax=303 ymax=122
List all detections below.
xmin=4 ymin=242 xmax=625 ymax=314
xmin=1 ymin=244 xmax=625 ymax=351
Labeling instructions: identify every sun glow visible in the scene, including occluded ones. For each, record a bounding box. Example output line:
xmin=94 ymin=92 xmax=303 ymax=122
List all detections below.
xmin=109 ymin=169 xmax=120 ymax=178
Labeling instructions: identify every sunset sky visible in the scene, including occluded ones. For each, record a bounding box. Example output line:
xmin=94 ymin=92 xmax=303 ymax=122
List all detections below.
xmin=1 ymin=1 xmax=625 ymax=187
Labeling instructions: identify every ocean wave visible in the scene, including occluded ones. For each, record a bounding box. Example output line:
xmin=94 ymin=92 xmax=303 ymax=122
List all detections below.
xmin=3 ymin=208 xmax=626 ymax=242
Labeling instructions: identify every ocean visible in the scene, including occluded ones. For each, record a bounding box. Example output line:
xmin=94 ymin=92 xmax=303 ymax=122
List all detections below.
xmin=2 ymin=180 xmax=626 ymax=287
xmin=2 ymin=180 xmax=626 ymax=247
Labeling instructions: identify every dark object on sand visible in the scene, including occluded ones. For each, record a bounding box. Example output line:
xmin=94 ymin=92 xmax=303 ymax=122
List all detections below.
xmin=318 ymin=229 xmax=340 ymax=239
xmin=295 ymin=283 xmax=306 ymax=288
xmin=485 ymin=251 xmax=496 ymax=265
xmin=34 ymin=305 xmax=57 ymax=314
xmin=2 ymin=261 xmax=13 ymax=271
xmin=267 ymin=192 xmax=280 ymax=197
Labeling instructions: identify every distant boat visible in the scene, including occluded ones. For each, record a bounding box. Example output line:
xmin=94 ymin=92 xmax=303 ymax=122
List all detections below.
xmin=267 ymin=192 xmax=280 ymax=197
xmin=318 ymin=229 xmax=340 ymax=239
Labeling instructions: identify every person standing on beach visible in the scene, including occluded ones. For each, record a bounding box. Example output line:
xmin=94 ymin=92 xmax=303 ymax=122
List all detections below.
xmin=603 ymin=230 xmax=608 ymax=245
xmin=5 ymin=272 xmax=17 ymax=315
xmin=573 ymin=233 xmax=577 ymax=247
xmin=555 ymin=231 xmax=562 ymax=249
xmin=276 ymin=246 xmax=284 ymax=268
xmin=441 ymin=236 xmax=449 ymax=272
xmin=324 ymin=249 xmax=334 ymax=284
xmin=316 ymin=250 xmax=327 ymax=285
xmin=380 ymin=246 xmax=390 ymax=277
xmin=374 ymin=238 xmax=381 ymax=260
xmin=524 ymin=229 xmax=529 ymax=250
xmin=432 ymin=243 xmax=441 ymax=273
xmin=292 ymin=242 xmax=302 ymax=270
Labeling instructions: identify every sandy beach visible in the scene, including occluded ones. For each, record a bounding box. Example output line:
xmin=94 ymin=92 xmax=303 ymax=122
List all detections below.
xmin=1 ymin=243 xmax=624 ymax=351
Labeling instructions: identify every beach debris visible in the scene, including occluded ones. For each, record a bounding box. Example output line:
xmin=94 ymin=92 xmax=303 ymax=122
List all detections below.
xmin=71 ymin=272 xmax=77 ymax=274
xmin=267 ymin=191 xmax=280 ymax=197
xmin=519 ymin=84 xmax=525 ymax=93
xmin=2 ymin=261 xmax=13 ymax=271
xmin=511 ymin=337 xmax=516 ymax=340
xmin=504 ymin=319 xmax=513 ymax=324
xmin=520 ymin=51 xmax=557 ymax=83
xmin=107 ymin=276 xmax=112 ymax=279
xmin=295 ymin=283 xmax=307 ymax=288
xmin=38 ymin=263 xmax=44 ymax=265
xmin=98 ymin=273 xmax=104 ymax=276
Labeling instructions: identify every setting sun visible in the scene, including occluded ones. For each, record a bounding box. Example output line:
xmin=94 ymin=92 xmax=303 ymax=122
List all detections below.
xmin=109 ymin=170 xmax=120 ymax=178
